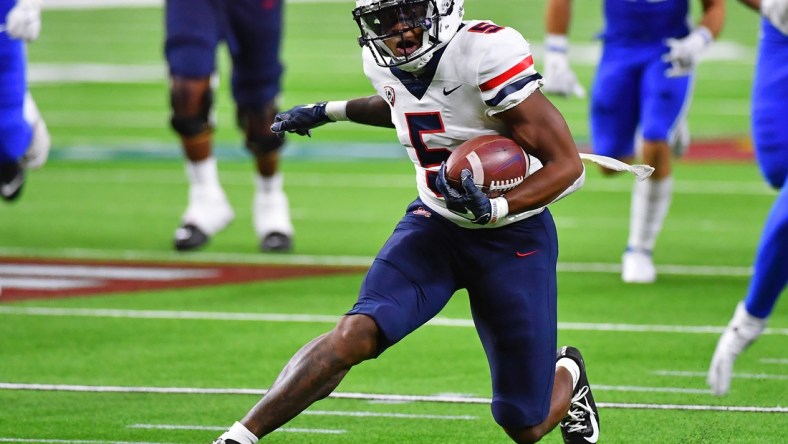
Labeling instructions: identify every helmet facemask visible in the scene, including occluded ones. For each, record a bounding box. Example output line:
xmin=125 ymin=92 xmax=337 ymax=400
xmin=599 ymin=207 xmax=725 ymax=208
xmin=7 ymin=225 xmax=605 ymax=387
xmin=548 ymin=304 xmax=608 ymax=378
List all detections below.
xmin=354 ymin=0 xmax=462 ymax=72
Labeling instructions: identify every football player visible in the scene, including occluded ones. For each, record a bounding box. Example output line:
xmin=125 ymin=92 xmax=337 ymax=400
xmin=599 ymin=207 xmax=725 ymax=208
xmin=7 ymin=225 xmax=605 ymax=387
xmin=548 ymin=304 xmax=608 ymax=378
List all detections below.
xmin=212 ymin=1 xmax=604 ymax=443
xmin=0 ymin=0 xmax=49 ymax=202
xmin=708 ymin=0 xmax=788 ymax=396
xmin=165 ymin=0 xmax=293 ymax=252
xmin=544 ymin=0 xmax=725 ymax=283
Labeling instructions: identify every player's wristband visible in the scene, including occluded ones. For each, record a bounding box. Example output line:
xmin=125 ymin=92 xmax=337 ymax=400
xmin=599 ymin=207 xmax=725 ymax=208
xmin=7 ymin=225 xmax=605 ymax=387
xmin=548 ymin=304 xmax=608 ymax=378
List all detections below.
xmin=490 ymin=196 xmax=509 ymax=224
xmin=324 ymin=101 xmax=349 ymax=122
xmin=693 ymin=25 xmax=714 ymax=45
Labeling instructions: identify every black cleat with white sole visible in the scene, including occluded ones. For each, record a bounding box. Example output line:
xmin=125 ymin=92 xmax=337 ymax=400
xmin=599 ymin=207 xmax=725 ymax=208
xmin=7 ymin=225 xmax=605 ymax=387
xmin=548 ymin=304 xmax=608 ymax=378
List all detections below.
xmin=174 ymin=223 xmax=209 ymax=251
xmin=558 ymin=346 xmax=600 ymax=444
xmin=0 ymin=163 xmax=25 ymax=202
xmin=260 ymin=232 xmax=293 ymax=252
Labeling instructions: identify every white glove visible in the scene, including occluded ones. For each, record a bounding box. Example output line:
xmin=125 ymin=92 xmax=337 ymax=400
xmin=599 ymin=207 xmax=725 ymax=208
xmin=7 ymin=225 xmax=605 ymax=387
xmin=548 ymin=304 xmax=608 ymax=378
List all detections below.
xmin=762 ymin=0 xmax=788 ymax=35
xmin=5 ymin=0 xmax=42 ymax=42
xmin=663 ymin=26 xmax=713 ymax=77
xmin=707 ymin=302 xmax=766 ymax=396
xmin=541 ymin=34 xmax=586 ymax=98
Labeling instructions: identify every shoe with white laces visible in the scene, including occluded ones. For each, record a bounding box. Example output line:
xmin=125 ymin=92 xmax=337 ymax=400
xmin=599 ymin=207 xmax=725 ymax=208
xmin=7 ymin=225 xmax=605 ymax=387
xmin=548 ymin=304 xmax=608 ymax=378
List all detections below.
xmin=707 ymin=301 xmax=766 ymax=396
xmin=621 ymin=248 xmax=656 ymax=283
xmin=20 ymin=92 xmax=50 ymax=170
xmin=253 ymin=175 xmax=294 ymax=253
xmin=174 ymin=185 xmax=234 ymax=251
xmin=558 ymin=346 xmax=600 ymax=444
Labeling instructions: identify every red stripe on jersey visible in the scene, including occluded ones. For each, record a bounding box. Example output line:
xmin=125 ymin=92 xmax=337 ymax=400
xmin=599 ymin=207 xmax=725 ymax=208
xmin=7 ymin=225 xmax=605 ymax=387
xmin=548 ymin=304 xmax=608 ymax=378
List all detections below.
xmin=479 ymin=55 xmax=534 ymax=92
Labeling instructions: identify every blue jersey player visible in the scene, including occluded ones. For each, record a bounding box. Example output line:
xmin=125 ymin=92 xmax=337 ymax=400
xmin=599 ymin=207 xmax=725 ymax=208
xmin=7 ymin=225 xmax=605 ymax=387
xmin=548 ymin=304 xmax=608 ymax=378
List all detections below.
xmin=544 ymin=0 xmax=725 ymax=283
xmin=210 ymin=1 xmax=615 ymax=443
xmin=708 ymin=0 xmax=788 ymax=396
xmin=0 ymin=0 xmax=49 ymax=202
xmin=165 ymin=0 xmax=293 ymax=252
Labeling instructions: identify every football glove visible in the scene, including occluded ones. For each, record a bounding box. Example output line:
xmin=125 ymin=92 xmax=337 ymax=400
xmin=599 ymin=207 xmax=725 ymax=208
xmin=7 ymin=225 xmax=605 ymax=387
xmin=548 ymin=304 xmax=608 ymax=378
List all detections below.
xmin=436 ymin=163 xmax=501 ymax=225
xmin=270 ymin=102 xmax=332 ymax=137
xmin=663 ymin=26 xmax=713 ymax=77
xmin=762 ymin=0 xmax=788 ymax=36
xmin=541 ymin=34 xmax=586 ymax=98
xmin=5 ymin=0 xmax=42 ymax=42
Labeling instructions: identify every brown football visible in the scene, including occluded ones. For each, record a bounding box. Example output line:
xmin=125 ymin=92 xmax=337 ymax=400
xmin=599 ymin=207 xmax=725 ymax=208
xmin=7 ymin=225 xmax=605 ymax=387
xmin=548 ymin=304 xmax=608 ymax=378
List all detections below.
xmin=445 ymin=135 xmax=529 ymax=198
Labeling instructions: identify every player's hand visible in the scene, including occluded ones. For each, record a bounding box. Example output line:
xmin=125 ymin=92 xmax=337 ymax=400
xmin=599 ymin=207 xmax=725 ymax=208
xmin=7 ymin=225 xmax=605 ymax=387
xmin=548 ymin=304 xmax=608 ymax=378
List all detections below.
xmin=541 ymin=35 xmax=586 ymax=98
xmin=663 ymin=26 xmax=713 ymax=77
xmin=5 ymin=0 xmax=42 ymax=42
xmin=271 ymin=102 xmax=331 ymax=138
xmin=762 ymin=0 xmax=788 ymax=36
xmin=435 ymin=163 xmax=493 ymax=225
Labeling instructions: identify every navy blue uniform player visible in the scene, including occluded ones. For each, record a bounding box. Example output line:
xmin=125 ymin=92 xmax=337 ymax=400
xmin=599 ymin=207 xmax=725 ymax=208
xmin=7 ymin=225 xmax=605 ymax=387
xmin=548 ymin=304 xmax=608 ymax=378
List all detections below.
xmin=0 ymin=0 xmax=49 ymax=202
xmin=708 ymin=0 xmax=788 ymax=396
xmin=211 ymin=1 xmax=609 ymax=443
xmin=544 ymin=0 xmax=725 ymax=283
xmin=165 ymin=0 xmax=293 ymax=252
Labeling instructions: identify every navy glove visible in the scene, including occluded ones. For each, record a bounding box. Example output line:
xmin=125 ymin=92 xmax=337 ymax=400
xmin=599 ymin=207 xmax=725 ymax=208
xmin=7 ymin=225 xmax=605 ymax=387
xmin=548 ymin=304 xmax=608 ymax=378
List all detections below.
xmin=271 ymin=102 xmax=331 ymax=137
xmin=435 ymin=162 xmax=493 ymax=225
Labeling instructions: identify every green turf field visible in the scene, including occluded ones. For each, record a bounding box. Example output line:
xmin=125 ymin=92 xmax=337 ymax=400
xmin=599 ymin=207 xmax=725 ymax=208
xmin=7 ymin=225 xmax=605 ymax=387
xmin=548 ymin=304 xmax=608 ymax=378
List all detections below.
xmin=1 ymin=1 xmax=786 ymax=443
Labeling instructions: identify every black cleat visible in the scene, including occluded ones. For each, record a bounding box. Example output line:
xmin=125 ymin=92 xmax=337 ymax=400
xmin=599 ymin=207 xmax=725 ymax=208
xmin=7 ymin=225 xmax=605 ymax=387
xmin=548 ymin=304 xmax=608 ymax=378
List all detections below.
xmin=174 ymin=223 xmax=209 ymax=251
xmin=260 ymin=232 xmax=293 ymax=252
xmin=0 ymin=163 xmax=25 ymax=202
xmin=211 ymin=440 xmax=240 ymax=444
xmin=558 ymin=346 xmax=600 ymax=444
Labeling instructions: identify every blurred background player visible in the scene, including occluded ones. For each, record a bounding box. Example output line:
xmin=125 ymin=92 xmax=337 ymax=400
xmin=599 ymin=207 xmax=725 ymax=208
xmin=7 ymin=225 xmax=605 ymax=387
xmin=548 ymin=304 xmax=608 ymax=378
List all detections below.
xmin=165 ymin=0 xmax=293 ymax=252
xmin=543 ymin=0 xmax=725 ymax=283
xmin=707 ymin=0 xmax=788 ymax=396
xmin=0 ymin=0 xmax=50 ymax=202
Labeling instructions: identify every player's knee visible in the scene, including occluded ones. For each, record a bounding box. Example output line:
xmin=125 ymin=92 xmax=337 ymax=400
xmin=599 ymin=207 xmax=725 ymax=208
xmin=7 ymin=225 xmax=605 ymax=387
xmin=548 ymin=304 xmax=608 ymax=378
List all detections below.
xmin=494 ymin=401 xmax=548 ymax=444
xmin=237 ymin=104 xmax=284 ymax=154
xmin=329 ymin=315 xmax=380 ymax=366
xmin=169 ymin=77 xmax=213 ymax=137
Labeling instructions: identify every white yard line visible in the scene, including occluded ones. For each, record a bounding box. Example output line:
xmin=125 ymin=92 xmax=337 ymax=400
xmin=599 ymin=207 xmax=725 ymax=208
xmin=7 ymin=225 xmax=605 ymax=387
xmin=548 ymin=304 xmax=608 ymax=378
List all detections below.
xmin=2 ymin=306 xmax=786 ymax=336
xmin=654 ymin=370 xmax=788 ymax=381
xmin=1 ymin=382 xmax=785 ymax=413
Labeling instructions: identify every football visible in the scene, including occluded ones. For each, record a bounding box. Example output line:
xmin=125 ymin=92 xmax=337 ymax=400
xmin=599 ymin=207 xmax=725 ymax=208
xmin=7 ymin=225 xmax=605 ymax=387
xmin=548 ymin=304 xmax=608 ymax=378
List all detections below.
xmin=444 ymin=135 xmax=529 ymax=198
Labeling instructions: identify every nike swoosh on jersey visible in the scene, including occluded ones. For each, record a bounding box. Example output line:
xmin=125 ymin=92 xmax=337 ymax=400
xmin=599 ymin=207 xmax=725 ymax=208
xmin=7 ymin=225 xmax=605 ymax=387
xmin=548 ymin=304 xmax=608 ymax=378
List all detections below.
xmin=516 ymin=250 xmax=538 ymax=257
xmin=443 ymin=84 xmax=462 ymax=95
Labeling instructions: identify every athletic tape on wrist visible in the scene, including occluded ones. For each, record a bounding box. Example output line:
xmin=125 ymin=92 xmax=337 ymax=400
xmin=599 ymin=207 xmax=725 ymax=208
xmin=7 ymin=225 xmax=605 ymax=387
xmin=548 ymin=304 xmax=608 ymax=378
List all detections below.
xmin=325 ymin=101 xmax=349 ymax=122
xmin=490 ymin=196 xmax=509 ymax=224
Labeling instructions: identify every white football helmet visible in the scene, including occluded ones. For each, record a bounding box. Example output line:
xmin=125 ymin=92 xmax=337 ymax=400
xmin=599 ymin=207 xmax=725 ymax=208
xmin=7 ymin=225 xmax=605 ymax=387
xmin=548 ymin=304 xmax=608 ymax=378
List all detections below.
xmin=353 ymin=0 xmax=464 ymax=72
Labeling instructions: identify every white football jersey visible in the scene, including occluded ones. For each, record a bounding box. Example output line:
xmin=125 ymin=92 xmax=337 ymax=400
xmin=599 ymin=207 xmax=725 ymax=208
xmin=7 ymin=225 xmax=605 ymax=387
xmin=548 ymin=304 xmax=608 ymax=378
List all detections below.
xmin=363 ymin=20 xmax=556 ymax=228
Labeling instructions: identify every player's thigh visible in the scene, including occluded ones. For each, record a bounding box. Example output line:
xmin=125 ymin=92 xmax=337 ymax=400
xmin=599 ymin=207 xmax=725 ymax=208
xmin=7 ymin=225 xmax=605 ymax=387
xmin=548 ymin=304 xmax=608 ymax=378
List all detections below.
xmin=465 ymin=210 xmax=559 ymax=428
xmin=164 ymin=0 xmax=222 ymax=77
xmin=752 ymin=40 xmax=788 ymax=188
xmin=0 ymin=43 xmax=31 ymax=163
xmin=226 ymin=0 xmax=284 ymax=107
xmin=640 ymin=57 xmax=692 ymax=143
xmin=590 ymin=48 xmax=641 ymax=158
xmin=347 ymin=201 xmax=461 ymax=354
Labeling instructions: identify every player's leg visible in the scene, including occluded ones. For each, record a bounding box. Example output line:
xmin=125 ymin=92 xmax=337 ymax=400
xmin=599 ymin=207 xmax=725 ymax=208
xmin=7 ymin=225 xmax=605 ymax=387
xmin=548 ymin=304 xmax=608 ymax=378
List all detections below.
xmin=0 ymin=34 xmax=33 ymax=201
xmin=165 ymin=0 xmax=234 ymax=250
xmin=213 ymin=200 xmax=460 ymax=443
xmin=622 ymin=48 xmax=693 ymax=283
xmin=465 ymin=210 xmax=598 ymax=443
xmin=708 ymin=36 xmax=788 ymax=394
xmin=227 ymin=0 xmax=293 ymax=252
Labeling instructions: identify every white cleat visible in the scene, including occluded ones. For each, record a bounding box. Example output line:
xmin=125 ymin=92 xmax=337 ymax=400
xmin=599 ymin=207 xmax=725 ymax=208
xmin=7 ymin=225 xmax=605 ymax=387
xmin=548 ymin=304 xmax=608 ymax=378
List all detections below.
xmin=174 ymin=185 xmax=234 ymax=251
xmin=707 ymin=302 xmax=766 ymax=396
xmin=621 ymin=249 xmax=656 ymax=283
xmin=20 ymin=92 xmax=50 ymax=170
xmin=254 ymin=187 xmax=294 ymax=252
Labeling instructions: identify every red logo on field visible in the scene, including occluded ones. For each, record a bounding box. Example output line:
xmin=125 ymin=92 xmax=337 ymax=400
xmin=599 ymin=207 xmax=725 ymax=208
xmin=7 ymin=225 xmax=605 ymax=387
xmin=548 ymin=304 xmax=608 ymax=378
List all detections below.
xmin=0 ymin=257 xmax=363 ymax=302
